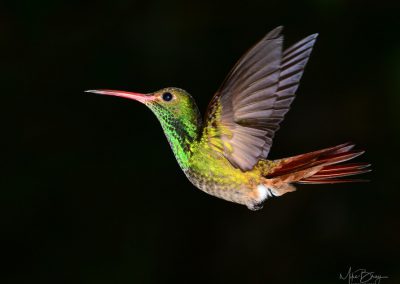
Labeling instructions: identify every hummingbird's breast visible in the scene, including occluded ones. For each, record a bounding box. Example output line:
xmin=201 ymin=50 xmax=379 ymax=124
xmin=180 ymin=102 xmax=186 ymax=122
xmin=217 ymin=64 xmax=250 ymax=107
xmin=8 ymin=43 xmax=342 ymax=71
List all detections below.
xmin=184 ymin=148 xmax=264 ymax=207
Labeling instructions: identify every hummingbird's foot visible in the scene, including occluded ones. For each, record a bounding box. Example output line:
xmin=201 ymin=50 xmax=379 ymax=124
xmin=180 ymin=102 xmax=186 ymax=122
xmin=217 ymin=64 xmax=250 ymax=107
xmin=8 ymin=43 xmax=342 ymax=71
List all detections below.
xmin=247 ymin=201 xmax=265 ymax=211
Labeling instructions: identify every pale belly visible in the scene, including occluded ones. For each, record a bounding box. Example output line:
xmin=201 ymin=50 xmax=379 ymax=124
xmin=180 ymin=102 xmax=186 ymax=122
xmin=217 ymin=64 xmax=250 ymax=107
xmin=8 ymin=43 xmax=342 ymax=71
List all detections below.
xmin=183 ymin=153 xmax=271 ymax=210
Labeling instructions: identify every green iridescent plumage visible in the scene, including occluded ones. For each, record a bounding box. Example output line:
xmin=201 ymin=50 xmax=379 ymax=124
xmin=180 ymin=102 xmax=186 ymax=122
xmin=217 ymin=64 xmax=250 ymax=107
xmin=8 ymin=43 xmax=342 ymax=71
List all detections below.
xmin=145 ymin=88 xmax=202 ymax=169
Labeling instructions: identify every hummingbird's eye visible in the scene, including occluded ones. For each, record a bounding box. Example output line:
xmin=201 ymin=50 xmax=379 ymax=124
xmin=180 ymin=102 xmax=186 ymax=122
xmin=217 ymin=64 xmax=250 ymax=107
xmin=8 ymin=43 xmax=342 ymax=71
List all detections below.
xmin=162 ymin=92 xmax=173 ymax=101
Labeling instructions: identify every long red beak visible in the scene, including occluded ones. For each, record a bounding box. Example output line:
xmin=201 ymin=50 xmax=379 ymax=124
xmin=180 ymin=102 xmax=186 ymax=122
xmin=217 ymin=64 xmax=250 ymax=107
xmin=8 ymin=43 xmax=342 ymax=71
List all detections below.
xmin=85 ymin=89 xmax=152 ymax=103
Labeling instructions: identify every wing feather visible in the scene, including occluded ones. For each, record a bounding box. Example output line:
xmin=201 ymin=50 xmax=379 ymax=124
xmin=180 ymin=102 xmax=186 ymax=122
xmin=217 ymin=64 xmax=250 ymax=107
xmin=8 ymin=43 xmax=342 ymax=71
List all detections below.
xmin=202 ymin=27 xmax=318 ymax=171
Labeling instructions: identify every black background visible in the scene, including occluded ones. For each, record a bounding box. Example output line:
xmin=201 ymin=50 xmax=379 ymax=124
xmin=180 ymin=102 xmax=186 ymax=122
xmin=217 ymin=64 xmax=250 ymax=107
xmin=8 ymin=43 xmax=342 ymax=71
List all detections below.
xmin=1 ymin=1 xmax=399 ymax=283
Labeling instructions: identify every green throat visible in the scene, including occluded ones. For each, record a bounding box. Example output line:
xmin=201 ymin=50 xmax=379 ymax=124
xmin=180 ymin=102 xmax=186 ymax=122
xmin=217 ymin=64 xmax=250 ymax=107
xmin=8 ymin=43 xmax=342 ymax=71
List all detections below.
xmin=146 ymin=101 xmax=202 ymax=170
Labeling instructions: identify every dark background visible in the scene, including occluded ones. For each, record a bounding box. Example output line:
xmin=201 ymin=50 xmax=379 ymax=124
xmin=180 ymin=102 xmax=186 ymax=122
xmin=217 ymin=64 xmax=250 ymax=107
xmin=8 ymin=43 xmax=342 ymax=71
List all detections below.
xmin=1 ymin=0 xmax=399 ymax=283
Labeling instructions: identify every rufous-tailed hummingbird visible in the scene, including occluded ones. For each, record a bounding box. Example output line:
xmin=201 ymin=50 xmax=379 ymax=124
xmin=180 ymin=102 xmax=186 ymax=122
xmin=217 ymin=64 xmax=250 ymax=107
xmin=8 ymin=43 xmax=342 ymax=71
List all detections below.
xmin=86 ymin=27 xmax=370 ymax=210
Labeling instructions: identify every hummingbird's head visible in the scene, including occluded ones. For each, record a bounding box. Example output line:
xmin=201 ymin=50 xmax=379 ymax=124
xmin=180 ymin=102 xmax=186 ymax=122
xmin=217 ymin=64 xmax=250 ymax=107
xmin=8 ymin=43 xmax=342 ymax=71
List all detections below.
xmin=86 ymin=87 xmax=202 ymax=142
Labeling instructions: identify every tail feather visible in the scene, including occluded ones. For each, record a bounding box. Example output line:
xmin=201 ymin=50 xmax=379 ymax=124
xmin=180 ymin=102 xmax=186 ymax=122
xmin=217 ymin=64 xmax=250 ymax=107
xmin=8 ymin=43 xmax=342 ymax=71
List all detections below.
xmin=266 ymin=142 xmax=355 ymax=178
xmin=310 ymin=169 xmax=370 ymax=179
xmin=308 ymin=150 xmax=365 ymax=167
xmin=297 ymin=178 xmax=369 ymax=184
xmin=312 ymin=163 xmax=371 ymax=179
xmin=265 ymin=143 xmax=370 ymax=185
xmin=317 ymin=162 xmax=371 ymax=173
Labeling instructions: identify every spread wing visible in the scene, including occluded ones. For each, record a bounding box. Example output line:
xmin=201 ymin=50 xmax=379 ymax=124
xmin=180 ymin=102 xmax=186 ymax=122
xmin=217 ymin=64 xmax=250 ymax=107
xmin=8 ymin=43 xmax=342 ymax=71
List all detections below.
xmin=202 ymin=27 xmax=318 ymax=171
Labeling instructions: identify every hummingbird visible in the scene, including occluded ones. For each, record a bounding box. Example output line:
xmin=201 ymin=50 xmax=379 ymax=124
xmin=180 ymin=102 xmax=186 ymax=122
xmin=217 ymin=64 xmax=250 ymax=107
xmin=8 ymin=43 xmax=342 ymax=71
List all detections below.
xmin=86 ymin=26 xmax=370 ymax=210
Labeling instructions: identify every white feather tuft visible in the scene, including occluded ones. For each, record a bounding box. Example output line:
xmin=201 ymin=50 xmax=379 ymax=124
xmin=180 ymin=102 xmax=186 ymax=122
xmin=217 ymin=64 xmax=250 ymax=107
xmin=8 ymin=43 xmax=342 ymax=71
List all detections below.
xmin=256 ymin=184 xmax=274 ymax=202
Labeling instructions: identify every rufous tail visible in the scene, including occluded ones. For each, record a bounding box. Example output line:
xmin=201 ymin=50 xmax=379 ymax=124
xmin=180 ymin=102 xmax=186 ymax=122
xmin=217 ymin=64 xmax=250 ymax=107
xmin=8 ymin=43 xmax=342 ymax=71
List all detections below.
xmin=263 ymin=142 xmax=370 ymax=196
